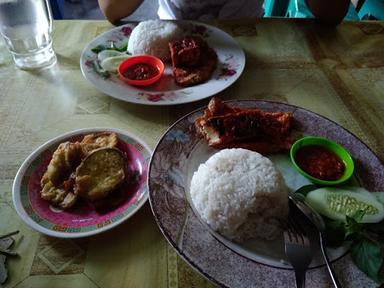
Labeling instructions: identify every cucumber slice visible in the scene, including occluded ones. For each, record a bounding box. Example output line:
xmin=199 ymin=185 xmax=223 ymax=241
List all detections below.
xmin=305 ymin=187 xmax=384 ymax=223
xmin=374 ymin=192 xmax=384 ymax=205
xmin=97 ymin=50 xmax=126 ymax=62
xmin=100 ymin=55 xmax=131 ymax=73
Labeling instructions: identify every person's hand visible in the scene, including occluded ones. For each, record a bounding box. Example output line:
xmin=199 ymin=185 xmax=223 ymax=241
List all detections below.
xmin=98 ymin=0 xmax=144 ymax=24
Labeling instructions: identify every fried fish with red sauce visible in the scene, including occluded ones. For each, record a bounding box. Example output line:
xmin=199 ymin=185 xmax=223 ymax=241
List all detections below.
xmin=169 ymin=36 xmax=217 ymax=87
xmin=195 ymin=97 xmax=293 ymax=154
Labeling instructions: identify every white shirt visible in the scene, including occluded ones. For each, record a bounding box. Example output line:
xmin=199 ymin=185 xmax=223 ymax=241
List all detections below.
xmin=158 ymin=0 xmax=264 ymax=20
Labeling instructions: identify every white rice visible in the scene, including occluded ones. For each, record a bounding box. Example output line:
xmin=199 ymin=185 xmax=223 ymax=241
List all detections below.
xmin=190 ymin=148 xmax=288 ymax=241
xmin=127 ymin=20 xmax=182 ymax=62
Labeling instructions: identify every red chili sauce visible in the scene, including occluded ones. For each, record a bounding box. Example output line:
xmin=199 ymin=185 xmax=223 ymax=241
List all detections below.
xmin=295 ymin=145 xmax=345 ymax=180
xmin=123 ymin=63 xmax=159 ymax=80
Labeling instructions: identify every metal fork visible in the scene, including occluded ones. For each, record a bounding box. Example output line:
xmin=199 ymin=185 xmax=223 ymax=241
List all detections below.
xmin=289 ymin=195 xmax=342 ymax=288
xmin=284 ymin=217 xmax=313 ymax=288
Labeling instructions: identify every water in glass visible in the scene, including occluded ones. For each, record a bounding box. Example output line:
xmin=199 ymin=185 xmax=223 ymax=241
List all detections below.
xmin=0 ymin=0 xmax=57 ymax=69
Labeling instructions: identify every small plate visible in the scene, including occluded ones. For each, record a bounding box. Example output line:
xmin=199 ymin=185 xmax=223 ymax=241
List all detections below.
xmin=118 ymin=55 xmax=165 ymax=86
xmin=12 ymin=128 xmax=152 ymax=238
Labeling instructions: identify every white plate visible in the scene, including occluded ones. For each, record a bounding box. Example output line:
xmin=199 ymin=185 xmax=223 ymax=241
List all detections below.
xmin=12 ymin=128 xmax=152 ymax=238
xmin=80 ymin=21 xmax=245 ymax=105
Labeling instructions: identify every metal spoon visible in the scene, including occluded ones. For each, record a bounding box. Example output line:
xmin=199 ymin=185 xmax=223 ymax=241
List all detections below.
xmin=289 ymin=194 xmax=342 ymax=288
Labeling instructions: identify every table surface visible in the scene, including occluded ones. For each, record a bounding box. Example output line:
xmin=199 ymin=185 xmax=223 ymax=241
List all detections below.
xmin=0 ymin=18 xmax=383 ymax=288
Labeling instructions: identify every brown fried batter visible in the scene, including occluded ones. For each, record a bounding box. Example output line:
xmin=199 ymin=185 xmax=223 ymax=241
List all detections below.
xmin=80 ymin=132 xmax=118 ymax=155
xmin=40 ymin=132 xmax=122 ymax=209
xmin=40 ymin=142 xmax=83 ymax=209
xmin=74 ymin=148 xmax=126 ymax=201
xmin=169 ymin=36 xmax=217 ymax=87
xmin=40 ymin=181 xmax=78 ymax=209
xmin=41 ymin=142 xmax=83 ymax=186
xmin=195 ymin=97 xmax=293 ymax=154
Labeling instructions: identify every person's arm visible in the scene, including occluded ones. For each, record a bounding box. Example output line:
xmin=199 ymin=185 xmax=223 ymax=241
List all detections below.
xmin=305 ymin=0 xmax=350 ymax=25
xmin=98 ymin=0 xmax=144 ymax=24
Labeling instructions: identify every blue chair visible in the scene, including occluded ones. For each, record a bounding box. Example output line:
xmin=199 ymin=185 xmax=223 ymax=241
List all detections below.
xmin=49 ymin=0 xmax=64 ymax=19
xmin=264 ymin=0 xmax=290 ymax=16
xmin=358 ymin=0 xmax=384 ymax=20
xmin=286 ymin=0 xmax=312 ymax=18
xmin=286 ymin=0 xmax=360 ymax=20
xmin=49 ymin=0 xmax=100 ymax=19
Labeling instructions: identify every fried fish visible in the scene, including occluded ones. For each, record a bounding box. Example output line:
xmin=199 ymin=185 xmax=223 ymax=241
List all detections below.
xmin=169 ymin=36 xmax=217 ymax=87
xmin=195 ymin=97 xmax=293 ymax=154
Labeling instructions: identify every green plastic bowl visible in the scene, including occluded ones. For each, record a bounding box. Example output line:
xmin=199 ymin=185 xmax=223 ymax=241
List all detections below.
xmin=290 ymin=136 xmax=355 ymax=186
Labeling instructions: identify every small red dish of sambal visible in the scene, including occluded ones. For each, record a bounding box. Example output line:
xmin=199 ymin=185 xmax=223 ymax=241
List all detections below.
xmin=118 ymin=55 xmax=164 ymax=86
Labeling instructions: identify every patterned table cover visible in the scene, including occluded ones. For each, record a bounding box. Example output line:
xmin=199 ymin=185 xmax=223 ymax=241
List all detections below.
xmin=0 ymin=18 xmax=383 ymax=288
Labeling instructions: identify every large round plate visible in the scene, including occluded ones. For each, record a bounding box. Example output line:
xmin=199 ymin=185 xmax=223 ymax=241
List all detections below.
xmin=12 ymin=128 xmax=152 ymax=238
xmin=148 ymin=100 xmax=383 ymax=287
xmin=80 ymin=21 xmax=245 ymax=105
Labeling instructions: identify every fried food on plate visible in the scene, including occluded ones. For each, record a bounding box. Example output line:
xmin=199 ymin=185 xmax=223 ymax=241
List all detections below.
xmin=40 ymin=132 xmax=125 ymax=209
xmin=195 ymin=97 xmax=293 ymax=154
xmin=74 ymin=147 xmax=126 ymax=201
xmin=80 ymin=132 xmax=118 ymax=155
xmin=40 ymin=180 xmax=78 ymax=209
xmin=41 ymin=142 xmax=83 ymax=186
xmin=89 ymin=188 xmax=126 ymax=210
xmin=40 ymin=142 xmax=83 ymax=209
xmin=169 ymin=36 xmax=217 ymax=87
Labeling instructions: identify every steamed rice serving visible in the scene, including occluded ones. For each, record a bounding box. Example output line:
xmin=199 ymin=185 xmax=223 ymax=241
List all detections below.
xmin=190 ymin=148 xmax=288 ymax=241
xmin=128 ymin=20 xmax=182 ymax=62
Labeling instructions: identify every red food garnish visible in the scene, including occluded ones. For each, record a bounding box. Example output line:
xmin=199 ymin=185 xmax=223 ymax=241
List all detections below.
xmin=122 ymin=63 xmax=159 ymax=80
xmin=295 ymin=145 xmax=345 ymax=180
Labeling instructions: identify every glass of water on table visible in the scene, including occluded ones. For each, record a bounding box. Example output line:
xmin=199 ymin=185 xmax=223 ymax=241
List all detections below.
xmin=0 ymin=0 xmax=57 ymax=70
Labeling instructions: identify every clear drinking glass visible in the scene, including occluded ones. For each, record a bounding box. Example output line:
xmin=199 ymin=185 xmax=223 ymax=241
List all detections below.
xmin=0 ymin=0 xmax=57 ymax=70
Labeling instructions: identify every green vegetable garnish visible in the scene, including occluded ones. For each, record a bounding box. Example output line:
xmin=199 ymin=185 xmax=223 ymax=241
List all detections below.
xmin=351 ymin=237 xmax=384 ymax=283
xmin=92 ymin=60 xmax=110 ymax=78
xmin=91 ymin=44 xmax=107 ymax=54
xmin=300 ymin=186 xmax=384 ymax=284
xmin=305 ymin=187 xmax=384 ymax=223
xmin=91 ymin=41 xmax=128 ymax=54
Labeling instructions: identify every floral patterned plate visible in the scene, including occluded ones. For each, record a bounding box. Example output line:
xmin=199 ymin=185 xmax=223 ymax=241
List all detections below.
xmin=148 ymin=100 xmax=382 ymax=287
xmin=80 ymin=21 xmax=245 ymax=105
xmin=12 ymin=128 xmax=151 ymax=238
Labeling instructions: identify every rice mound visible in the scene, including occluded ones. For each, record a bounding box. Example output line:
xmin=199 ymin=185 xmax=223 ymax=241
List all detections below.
xmin=190 ymin=148 xmax=288 ymax=241
xmin=127 ymin=20 xmax=182 ymax=62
